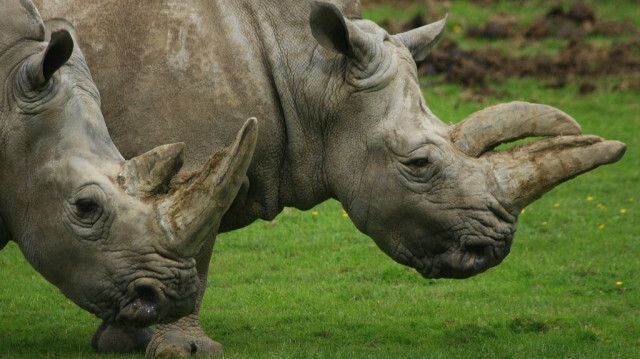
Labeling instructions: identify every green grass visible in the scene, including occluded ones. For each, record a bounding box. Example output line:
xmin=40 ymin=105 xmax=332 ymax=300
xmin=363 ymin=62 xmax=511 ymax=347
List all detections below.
xmin=2 ymin=1 xmax=639 ymax=358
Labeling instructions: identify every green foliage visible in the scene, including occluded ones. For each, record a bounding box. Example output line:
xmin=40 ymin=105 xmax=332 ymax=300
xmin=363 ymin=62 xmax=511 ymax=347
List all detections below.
xmin=1 ymin=1 xmax=638 ymax=358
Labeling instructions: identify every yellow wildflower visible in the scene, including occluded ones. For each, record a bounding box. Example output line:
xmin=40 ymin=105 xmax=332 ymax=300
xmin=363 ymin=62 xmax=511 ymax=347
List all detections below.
xmin=541 ymin=221 xmax=548 ymax=226
xmin=342 ymin=211 xmax=349 ymax=218
xmin=597 ymin=203 xmax=605 ymax=209
xmin=616 ymin=281 xmax=623 ymax=286
xmin=587 ymin=196 xmax=594 ymax=202
xmin=312 ymin=211 xmax=318 ymax=216
xmin=453 ymin=25 xmax=462 ymax=33
xmin=554 ymin=203 xmax=560 ymax=208
xmin=598 ymin=224 xmax=605 ymax=230
xmin=620 ymin=209 xmax=627 ymax=214
xmin=521 ymin=208 xmax=526 ymax=214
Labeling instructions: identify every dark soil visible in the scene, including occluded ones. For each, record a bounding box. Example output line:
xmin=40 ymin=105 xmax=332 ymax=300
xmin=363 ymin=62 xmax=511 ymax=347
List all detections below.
xmin=364 ymin=0 xmax=640 ymax=97
xmin=424 ymin=38 xmax=640 ymax=86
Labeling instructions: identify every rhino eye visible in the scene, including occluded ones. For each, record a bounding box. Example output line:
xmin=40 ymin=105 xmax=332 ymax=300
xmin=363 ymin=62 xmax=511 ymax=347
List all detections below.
xmin=407 ymin=158 xmax=431 ymax=168
xmin=64 ymin=184 xmax=113 ymax=240
xmin=399 ymin=155 xmax=439 ymax=186
xmin=70 ymin=197 xmax=104 ymax=226
xmin=73 ymin=198 xmax=101 ymax=220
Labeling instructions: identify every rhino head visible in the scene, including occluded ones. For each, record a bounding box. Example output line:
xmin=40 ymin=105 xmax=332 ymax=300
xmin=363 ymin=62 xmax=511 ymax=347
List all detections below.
xmin=0 ymin=1 xmax=257 ymax=325
xmin=310 ymin=2 xmax=626 ymax=279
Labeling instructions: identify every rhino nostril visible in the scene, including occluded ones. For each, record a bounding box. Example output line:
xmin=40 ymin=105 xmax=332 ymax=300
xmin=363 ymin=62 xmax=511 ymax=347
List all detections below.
xmin=463 ymin=237 xmax=494 ymax=251
xmin=134 ymin=283 xmax=158 ymax=305
xmin=119 ymin=280 xmax=165 ymax=325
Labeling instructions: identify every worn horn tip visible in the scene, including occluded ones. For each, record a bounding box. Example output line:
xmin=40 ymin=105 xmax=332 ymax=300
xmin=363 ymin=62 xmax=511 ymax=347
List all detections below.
xmin=157 ymin=142 xmax=187 ymax=165
xmin=233 ymin=118 xmax=258 ymax=154
xmin=243 ymin=117 xmax=258 ymax=134
xmin=175 ymin=141 xmax=187 ymax=151
xmin=240 ymin=116 xmax=258 ymax=138
xmin=551 ymin=111 xmax=582 ymax=136
xmin=600 ymin=140 xmax=627 ymax=164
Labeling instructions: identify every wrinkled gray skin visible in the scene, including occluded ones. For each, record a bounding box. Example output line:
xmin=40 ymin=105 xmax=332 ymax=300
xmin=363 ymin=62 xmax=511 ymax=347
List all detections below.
xmin=0 ymin=0 xmax=257 ymax=350
xmin=35 ymin=0 xmax=626 ymax=357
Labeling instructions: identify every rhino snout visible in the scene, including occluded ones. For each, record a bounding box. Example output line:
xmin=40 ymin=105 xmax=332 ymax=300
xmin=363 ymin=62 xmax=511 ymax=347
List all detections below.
xmin=460 ymin=236 xmax=510 ymax=274
xmin=116 ymin=277 xmax=198 ymax=327
xmin=406 ymin=235 xmax=512 ymax=280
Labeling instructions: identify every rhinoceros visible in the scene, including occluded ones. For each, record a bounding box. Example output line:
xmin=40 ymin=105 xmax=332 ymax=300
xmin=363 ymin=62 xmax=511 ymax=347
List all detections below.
xmin=34 ymin=0 xmax=626 ymax=357
xmin=0 ymin=0 xmax=257 ymax=348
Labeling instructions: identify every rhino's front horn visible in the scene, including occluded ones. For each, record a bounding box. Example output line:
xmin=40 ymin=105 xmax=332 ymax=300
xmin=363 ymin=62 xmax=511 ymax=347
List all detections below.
xmin=487 ymin=135 xmax=625 ymax=213
xmin=157 ymin=118 xmax=258 ymax=257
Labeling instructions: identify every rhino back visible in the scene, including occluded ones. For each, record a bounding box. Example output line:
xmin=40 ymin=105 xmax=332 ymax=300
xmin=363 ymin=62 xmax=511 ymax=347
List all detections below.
xmin=36 ymin=1 xmax=272 ymax=160
xmin=34 ymin=0 xmax=335 ymax=228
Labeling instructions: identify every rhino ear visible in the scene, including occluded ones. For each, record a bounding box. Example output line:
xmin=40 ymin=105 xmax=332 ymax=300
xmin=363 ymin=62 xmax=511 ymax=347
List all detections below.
xmin=309 ymin=1 xmax=369 ymax=60
xmin=27 ymin=29 xmax=74 ymax=88
xmin=118 ymin=143 xmax=186 ymax=198
xmin=392 ymin=14 xmax=448 ymax=62
xmin=41 ymin=30 xmax=74 ymax=82
xmin=44 ymin=18 xmax=79 ymax=40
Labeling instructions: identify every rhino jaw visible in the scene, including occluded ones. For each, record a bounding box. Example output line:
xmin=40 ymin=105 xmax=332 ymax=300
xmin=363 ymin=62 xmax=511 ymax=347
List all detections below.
xmin=413 ymin=237 xmax=512 ymax=279
xmin=388 ymin=206 xmax=517 ymax=280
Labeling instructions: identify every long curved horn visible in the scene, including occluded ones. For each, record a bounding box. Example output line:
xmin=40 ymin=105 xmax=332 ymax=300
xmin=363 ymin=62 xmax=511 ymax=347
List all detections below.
xmin=157 ymin=118 xmax=258 ymax=257
xmin=451 ymin=102 xmax=582 ymax=157
xmin=487 ymin=135 xmax=626 ymax=213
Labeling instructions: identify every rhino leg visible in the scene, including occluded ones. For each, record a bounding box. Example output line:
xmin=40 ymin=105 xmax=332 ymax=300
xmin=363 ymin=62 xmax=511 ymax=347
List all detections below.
xmin=91 ymin=321 xmax=154 ymax=353
xmin=146 ymin=314 xmax=223 ymax=358
xmin=146 ymin=237 xmax=223 ymax=358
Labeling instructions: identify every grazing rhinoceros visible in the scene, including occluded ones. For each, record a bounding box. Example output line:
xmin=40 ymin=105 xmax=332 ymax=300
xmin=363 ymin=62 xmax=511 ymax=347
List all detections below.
xmin=35 ymin=0 xmax=626 ymax=357
xmin=0 ymin=0 xmax=257 ymax=350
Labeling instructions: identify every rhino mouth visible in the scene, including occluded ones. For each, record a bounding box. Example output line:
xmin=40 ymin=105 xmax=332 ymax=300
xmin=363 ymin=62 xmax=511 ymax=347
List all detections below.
xmin=95 ymin=255 xmax=200 ymax=327
xmin=115 ymin=277 xmax=198 ymax=327
xmin=403 ymin=207 xmax=516 ymax=279
xmin=410 ymin=235 xmax=512 ymax=279
xmin=459 ymin=236 xmax=511 ymax=275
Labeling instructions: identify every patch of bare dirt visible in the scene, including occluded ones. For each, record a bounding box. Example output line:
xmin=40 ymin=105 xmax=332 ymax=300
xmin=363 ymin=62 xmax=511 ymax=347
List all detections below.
xmin=423 ymin=38 xmax=640 ymax=87
xmin=466 ymin=13 xmax=519 ymax=39
xmin=462 ymin=1 xmax=635 ymax=41
xmin=369 ymin=0 xmax=640 ymax=99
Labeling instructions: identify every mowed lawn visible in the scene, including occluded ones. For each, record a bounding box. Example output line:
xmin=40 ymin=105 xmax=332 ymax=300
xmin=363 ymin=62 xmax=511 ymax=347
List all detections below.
xmin=1 ymin=1 xmax=638 ymax=358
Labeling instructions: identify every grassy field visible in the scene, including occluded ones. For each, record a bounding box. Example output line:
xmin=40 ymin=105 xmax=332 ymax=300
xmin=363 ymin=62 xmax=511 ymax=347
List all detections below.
xmin=1 ymin=1 xmax=639 ymax=358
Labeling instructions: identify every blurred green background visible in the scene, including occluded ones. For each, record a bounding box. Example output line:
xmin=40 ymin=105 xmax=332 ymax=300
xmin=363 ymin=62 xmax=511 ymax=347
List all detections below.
xmin=1 ymin=1 xmax=638 ymax=358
